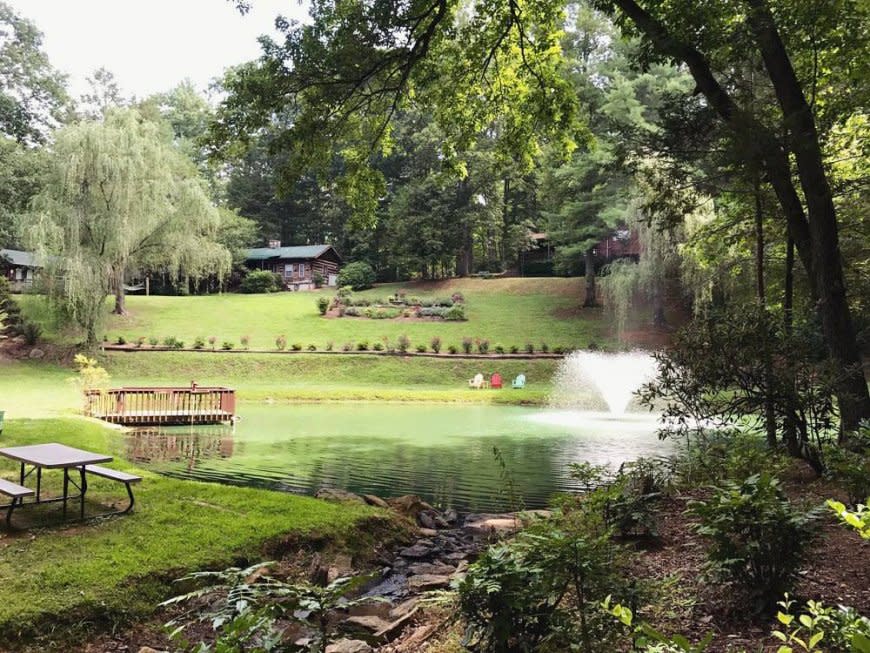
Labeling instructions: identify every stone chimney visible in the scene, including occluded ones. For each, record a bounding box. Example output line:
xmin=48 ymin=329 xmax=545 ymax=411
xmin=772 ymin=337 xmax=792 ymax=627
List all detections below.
xmin=268 ymin=240 xmax=281 ymax=249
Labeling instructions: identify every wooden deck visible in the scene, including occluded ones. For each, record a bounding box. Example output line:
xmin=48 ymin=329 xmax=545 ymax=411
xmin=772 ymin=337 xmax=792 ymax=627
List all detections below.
xmin=84 ymin=386 xmax=236 ymax=426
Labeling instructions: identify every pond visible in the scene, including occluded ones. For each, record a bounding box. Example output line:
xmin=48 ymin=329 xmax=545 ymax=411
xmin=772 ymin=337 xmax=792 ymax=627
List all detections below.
xmin=126 ymin=403 xmax=670 ymax=512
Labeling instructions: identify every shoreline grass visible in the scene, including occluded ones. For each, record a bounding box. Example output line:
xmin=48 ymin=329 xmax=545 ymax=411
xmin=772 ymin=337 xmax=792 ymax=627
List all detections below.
xmin=0 ymin=417 xmax=394 ymax=643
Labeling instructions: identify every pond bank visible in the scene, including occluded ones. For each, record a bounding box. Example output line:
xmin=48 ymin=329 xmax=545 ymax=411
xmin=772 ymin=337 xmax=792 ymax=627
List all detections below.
xmin=0 ymin=417 xmax=404 ymax=651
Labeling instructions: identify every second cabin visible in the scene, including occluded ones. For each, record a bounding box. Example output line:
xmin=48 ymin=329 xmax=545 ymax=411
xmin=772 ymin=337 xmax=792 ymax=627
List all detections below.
xmin=244 ymin=242 xmax=343 ymax=291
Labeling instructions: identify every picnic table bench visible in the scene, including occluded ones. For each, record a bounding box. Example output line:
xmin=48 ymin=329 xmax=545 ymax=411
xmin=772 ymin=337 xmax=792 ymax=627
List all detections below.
xmin=0 ymin=478 xmax=34 ymax=526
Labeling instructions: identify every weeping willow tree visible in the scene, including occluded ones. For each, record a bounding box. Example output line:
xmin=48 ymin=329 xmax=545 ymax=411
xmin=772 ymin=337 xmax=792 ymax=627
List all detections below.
xmin=25 ymin=108 xmax=231 ymax=346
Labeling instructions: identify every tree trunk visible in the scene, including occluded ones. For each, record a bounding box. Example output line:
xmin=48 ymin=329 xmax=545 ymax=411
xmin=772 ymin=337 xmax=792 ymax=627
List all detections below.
xmin=113 ymin=264 xmax=126 ymax=315
xmin=583 ymin=247 xmax=597 ymax=307
xmin=754 ymin=178 xmax=777 ymax=448
xmin=745 ymin=0 xmax=870 ymax=434
xmin=782 ymin=235 xmax=799 ymax=455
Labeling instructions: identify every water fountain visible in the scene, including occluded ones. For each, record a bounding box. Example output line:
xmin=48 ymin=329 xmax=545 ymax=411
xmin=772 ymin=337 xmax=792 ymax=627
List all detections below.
xmin=547 ymin=350 xmax=659 ymax=415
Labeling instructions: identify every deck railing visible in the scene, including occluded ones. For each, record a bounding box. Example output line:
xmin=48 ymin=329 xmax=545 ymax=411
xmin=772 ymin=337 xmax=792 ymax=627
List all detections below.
xmin=84 ymin=385 xmax=236 ymax=426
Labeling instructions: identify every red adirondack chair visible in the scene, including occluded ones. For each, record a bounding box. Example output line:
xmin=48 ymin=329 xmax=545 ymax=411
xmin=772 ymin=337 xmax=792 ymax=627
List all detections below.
xmin=490 ymin=372 xmax=503 ymax=389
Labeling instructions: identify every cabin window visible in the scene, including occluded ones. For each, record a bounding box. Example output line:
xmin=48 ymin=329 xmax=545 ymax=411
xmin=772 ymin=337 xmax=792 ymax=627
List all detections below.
xmin=283 ymin=264 xmax=294 ymax=278
xmin=298 ymin=263 xmax=306 ymax=277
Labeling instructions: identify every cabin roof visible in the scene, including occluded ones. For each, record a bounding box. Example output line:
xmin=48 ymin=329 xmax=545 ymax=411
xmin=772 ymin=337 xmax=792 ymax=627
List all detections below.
xmin=0 ymin=249 xmax=39 ymax=268
xmin=245 ymin=245 xmax=341 ymax=262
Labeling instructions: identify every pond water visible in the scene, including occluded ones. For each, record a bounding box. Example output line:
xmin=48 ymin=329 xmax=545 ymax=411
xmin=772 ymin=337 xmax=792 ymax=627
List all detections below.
xmin=126 ymin=403 xmax=669 ymax=512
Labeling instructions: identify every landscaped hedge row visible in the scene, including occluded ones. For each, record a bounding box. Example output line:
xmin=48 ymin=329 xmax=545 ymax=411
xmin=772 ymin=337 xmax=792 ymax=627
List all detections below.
xmin=321 ymin=289 xmax=468 ymax=321
xmin=107 ymin=334 xmax=583 ymax=355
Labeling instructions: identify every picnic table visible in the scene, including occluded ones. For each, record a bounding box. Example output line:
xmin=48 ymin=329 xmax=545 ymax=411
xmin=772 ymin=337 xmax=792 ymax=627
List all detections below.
xmin=0 ymin=443 xmax=141 ymax=527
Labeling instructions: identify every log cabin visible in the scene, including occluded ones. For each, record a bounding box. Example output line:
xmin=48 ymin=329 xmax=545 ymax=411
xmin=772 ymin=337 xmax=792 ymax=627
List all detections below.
xmin=244 ymin=242 xmax=343 ymax=290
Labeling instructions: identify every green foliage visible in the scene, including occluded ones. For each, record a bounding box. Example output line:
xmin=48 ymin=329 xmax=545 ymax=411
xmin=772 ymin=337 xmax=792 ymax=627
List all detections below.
xmin=20 ymin=320 xmax=41 ymax=345
xmin=827 ymin=500 xmax=870 ymax=540
xmin=823 ymin=425 xmax=870 ymax=505
xmin=193 ymin=336 xmax=206 ymax=350
xmin=444 ymin=304 xmax=467 ymax=321
xmin=316 ymin=296 xmax=330 ymax=315
xmin=688 ymin=474 xmax=817 ymax=611
xmin=602 ymin=597 xmax=712 ymax=653
xmin=773 ymin=594 xmax=870 ymax=653
xmin=275 ymin=335 xmax=287 ymax=351
xmin=458 ymin=518 xmax=628 ymax=653
xmin=337 ymin=261 xmax=376 ymax=291
xmin=397 ymin=334 xmax=411 ymax=353
xmin=240 ymin=270 xmax=282 ymax=294
xmin=240 ymin=334 xmax=250 ymax=350
xmin=430 ymin=336 xmax=442 ymax=353
xmin=221 ymin=341 xmax=234 ymax=351
xmin=477 ymin=339 xmax=490 ymax=354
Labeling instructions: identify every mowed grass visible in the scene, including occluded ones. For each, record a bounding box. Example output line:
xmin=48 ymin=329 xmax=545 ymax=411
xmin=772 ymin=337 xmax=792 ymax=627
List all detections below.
xmin=0 ymin=418 xmax=386 ymax=640
xmin=0 ymin=354 xmax=557 ymax=419
xmin=19 ymin=277 xmax=609 ymax=351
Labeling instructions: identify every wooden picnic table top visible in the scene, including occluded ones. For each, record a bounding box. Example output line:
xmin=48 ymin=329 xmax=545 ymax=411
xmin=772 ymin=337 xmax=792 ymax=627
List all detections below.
xmin=0 ymin=443 xmax=112 ymax=469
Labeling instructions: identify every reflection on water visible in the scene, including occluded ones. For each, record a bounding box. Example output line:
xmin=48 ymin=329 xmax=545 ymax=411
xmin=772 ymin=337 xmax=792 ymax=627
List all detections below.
xmin=127 ymin=404 xmax=669 ymax=512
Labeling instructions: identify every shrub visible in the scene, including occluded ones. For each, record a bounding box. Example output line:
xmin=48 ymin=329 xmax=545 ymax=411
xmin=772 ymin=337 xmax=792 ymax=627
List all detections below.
xmin=275 ymin=335 xmax=287 ymax=351
xmin=462 ymin=337 xmax=473 ymax=354
xmin=316 ymin=297 xmax=330 ymax=315
xmin=193 ymin=336 xmax=206 ymax=350
xmin=336 ymin=286 xmax=353 ymax=301
xmin=397 ymin=334 xmax=411 ymax=353
xmin=337 ymin=261 xmax=376 ymax=290
xmin=325 ymin=341 xmax=334 ymax=351
xmin=240 ymin=269 xmax=281 ymax=293
xmin=22 ymin=321 xmax=42 ymax=345
xmin=343 ymin=306 xmax=362 ymax=317
xmin=773 ymin=594 xmax=870 ymax=653
xmin=312 ymin=271 xmax=324 ymax=288
xmin=149 ymin=336 xmax=159 ymax=347
xmin=553 ymin=346 xmax=565 ymax=355
xmin=430 ymin=336 xmax=442 ymax=353
xmin=444 ymin=304 xmax=466 ymax=321
xmin=510 ymin=345 xmax=520 ymax=354
xmin=341 ymin=342 xmax=352 ymax=352
xmin=415 ymin=344 xmax=427 ymax=353
xmin=451 ymin=292 xmax=465 ymax=303
xmin=373 ymin=342 xmax=384 ymax=351
xmin=540 ymin=342 xmax=549 ymax=353
xmin=356 ymin=341 xmax=369 ymax=351
xmin=136 ymin=336 xmax=146 ymax=348
xmin=240 ymin=335 xmax=250 ymax=350
xmin=116 ymin=335 xmax=126 ymax=345
xmin=162 ymin=336 xmax=184 ymax=349
xmin=307 ymin=344 xmax=317 ymax=351
xmin=823 ymin=426 xmax=870 ymax=505
xmin=435 ymin=296 xmax=454 ymax=307
xmin=494 ymin=344 xmax=505 ymax=354
xmin=291 ymin=343 xmax=302 ymax=351
xmin=448 ymin=344 xmax=458 ymax=354
xmin=525 ymin=343 xmax=535 ymax=354
xmin=689 ymin=473 xmax=818 ymax=611
xmin=418 ymin=306 xmax=447 ymax=318
xmin=477 ymin=339 xmax=490 ymax=354
xmin=221 ymin=341 xmax=234 ymax=350
xmin=208 ymin=335 xmax=216 ymax=350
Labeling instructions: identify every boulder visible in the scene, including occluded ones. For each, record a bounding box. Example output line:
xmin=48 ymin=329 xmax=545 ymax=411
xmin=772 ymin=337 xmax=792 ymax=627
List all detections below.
xmin=374 ymin=607 xmax=420 ymax=641
xmin=463 ymin=513 xmax=521 ymax=535
xmin=327 ymin=553 xmax=354 ymax=583
xmin=387 ymin=495 xmax=436 ymax=520
xmin=137 ymin=648 xmax=168 ymax=653
xmin=28 ymin=348 xmax=45 ymax=359
xmin=407 ymin=573 xmax=451 ymax=591
xmin=315 ymin=488 xmax=366 ymax=503
xmin=408 ymin=562 xmax=455 ymax=576
xmin=362 ymin=494 xmax=390 ymax=509
xmin=345 ymin=615 xmax=392 ymax=633
xmin=326 ymin=639 xmax=373 ymax=653
xmin=389 ymin=597 xmax=420 ymax=620
xmin=398 ymin=543 xmax=432 ymax=559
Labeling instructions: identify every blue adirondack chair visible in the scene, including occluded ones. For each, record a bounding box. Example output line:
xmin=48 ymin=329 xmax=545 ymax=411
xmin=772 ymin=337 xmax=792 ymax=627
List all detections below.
xmin=512 ymin=374 xmax=526 ymax=389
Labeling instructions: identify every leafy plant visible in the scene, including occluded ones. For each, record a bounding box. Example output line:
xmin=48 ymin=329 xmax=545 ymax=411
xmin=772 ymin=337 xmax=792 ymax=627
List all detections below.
xmin=240 ymin=269 xmax=282 ymax=293
xmin=462 ymin=337 xmax=473 ymax=354
xmin=149 ymin=336 xmax=159 ymax=347
xmin=827 ymin=499 xmax=870 ymax=539
xmin=510 ymin=345 xmax=519 ymax=354
xmin=477 ymin=338 xmax=489 ymax=354
xmin=336 ymin=261 xmax=376 ymax=290
xmin=540 ymin=343 xmax=549 ymax=353
xmin=275 ymin=335 xmax=287 ymax=351
xmin=444 ymin=304 xmax=466 ymax=320
xmin=193 ymin=336 xmax=206 ymax=350
xmin=494 ymin=344 xmax=505 ymax=354
xmin=430 ymin=336 xmax=442 ymax=353
xmin=373 ymin=342 xmax=384 ymax=351
xmin=356 ymin=341 xmax=369 ymax=351
xmin=240 ymin=334 xmax=250 ymax=350
xmin=823 ymin=424 xmax=870 ymax=505
xmin=291 ymin=343 xmax=302 ymax=351
xmin=397 ymin=334 xmax=411 ymax=353
xmin=415 ymin=343 xmax=427 ymax=352
xmin=208 ymin=335 xmax=216 ymax=350
xmin=325 ymin=340 xmax=334 ymax=351
xmin=448 ymin=344 xmax=458 ymax=354
xmin=221 ymin=341 xmax=234 ymax=350
xmin=136 ymin=336 xmax=146 ymax=348
xmin=689 ymin=474 xmax=818 ymax=611
xmin=316 ymin=296 xmax=330 ymax=315
xmin=525 ymin=342 xmax=535 ymax=354
xmin=603 ymin=597 xmax=712 ymax=652
xmin=773 ymin=594 xmax=870 ymax=653
xmin=307 ymin=344 xmax=317 ymax=351
xmin=115 ymin=335 xmax=126 ymax=345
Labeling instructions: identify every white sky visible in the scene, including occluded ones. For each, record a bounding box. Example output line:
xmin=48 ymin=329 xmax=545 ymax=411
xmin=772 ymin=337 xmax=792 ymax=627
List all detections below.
xmin=7 ymin=0 xmax=309 ymax=101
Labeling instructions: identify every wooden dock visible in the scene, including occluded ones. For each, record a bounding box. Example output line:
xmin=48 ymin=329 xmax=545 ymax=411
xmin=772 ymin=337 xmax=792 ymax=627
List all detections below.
xmin=84 ymin=385 xmax=236 ymax=426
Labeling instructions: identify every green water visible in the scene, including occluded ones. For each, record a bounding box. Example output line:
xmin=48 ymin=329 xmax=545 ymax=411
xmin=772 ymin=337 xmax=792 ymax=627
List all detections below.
xmin=126 ymin=403 xmax=669 ymax=512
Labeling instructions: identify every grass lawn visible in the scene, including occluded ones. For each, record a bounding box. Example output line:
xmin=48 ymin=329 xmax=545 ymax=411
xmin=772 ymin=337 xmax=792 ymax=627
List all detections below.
xmin=0 ymin=417 xmax=389 ymax=643
xmin=19 ymin=277 xmax=610 ymax=351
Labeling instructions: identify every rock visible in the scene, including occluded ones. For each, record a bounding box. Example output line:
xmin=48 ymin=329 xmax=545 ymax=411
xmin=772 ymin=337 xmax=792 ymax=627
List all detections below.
xmin=137 ymin=648 xmax=167 ymax=653
xmin=387 ymin=495 xmax=436 ymax=520
xmin=345 ymin=615 xmax=392 ymax=633
xmin=362 ymin=494 xmax=390 ymax=509
xmin=464 ymin=513 xmax=521 ymax=534
xmin=442 ymin=508 xmax=458 ymax=524
xmin=443 ymin=551 xmax=467 ymax=561
xmin=389 ymin=597 xmax=420 ymax=620
xmin=374 ymin=607 xmax=420 ymax=641
xmin=398 ymin=543 xmax=432 ymax=559
xmin=417 ymin=527 xmax=438 ymax=537
xmin=417 ymin=511 xmax=438 ymax=530
xmin=407 ymin=573 xmax=451 ymax=591
xmin=327 ymin=554 xmax=354 ymax=583
xmin=454 ymin=560 xmax=469 ymax=574
xmin=326 ymin=639 xmax=373 ymax=653
xmin=316 ymin=488 xmax=366 ymax=503
xmin=408 ymin=562 xmax=455 ymax=576
xmin=401 ymin=624 xmax=437 ymax=648
xmin=28 ymin=348 xmax=45 ymax=359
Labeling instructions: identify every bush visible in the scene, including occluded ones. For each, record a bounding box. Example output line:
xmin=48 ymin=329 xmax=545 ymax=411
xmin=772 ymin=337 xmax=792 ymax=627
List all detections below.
xmin=149 ymin=336 xmax=159 ymax=347
xmin=291 ymin=343 xmax=302 ymax=351
xmin=116 ymin=335 xmax=126 ymax=345
xmin=444 ymin=304 xmax=466 ymax=321
xmin=510 ymin=345 xmax=520 ymax=354
xmin=341 ymin=342 xmax=352 ymax=352
xmin=477 ymin=339 xmax=490 ymax=354
xmin=418 ymin=306 xmax=448 ymax=318
xmin=494 ymin=344 xmax=505 ymax=354
xmin=824 ymin=425 xmax=870 ymax=505
xmin=373 ymin=342 xmax=384 ymax=351
xmin=240 ymin=269 xmax=282 ymax=293
xmin=343 ymin=306 xmax=362 ymax=317
xmin=163 ymin=336 xmax=184 ymax=349
xmin=689 ymin=474 xmax=818 ymax=611
xmin=193 ymin=336 xmax=206 ymax=350
xmin=21 ymin=321 xmax=42 ymax=345
xmin=240 ymin=335 xmax=250 ymax=350
xmin=316 ymin=297 xmax=330 ymax=315
xmin=415 ymin=344 xmax=427 ymax=353
xmin=275 ymin=335 xmax=287 ymax=351
xmin=448 ymin=344 xmax=458 ymax=354
xmin=451 ymin=292 xmax=465 ymax=303
xmin=221 ymin=341 xmax=234 ymax=350
xmin=208 ymin=335 xmax=217 ymax=350
xmin=136 ymin=336 xmax=146 ymax=348
xmin=525 ymin=343 xmax=535 ymax=354
xmin=540 ymin=343 xmax=549 ymax=353
xmin=312 ymin=271 xmax=324 ymax=288
xmin=462 ymin=337 xmax=473 ymax=354
xmin=307 ymin=344 xmax=317 ymax=351
xmin=397 ymin=334 xmax=411 ymax=353
xmin=337 ymin=261 xmax=376 ymax=290
xmin=430 ymin=336 xmax=442 ymax=353
xmin=356 ymin=341 xmax=369 ymax=351
xmin=325 ymin=341 xmax=334 ymax=351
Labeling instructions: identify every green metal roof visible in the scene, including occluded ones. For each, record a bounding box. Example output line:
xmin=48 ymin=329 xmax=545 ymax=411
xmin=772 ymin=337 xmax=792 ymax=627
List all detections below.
xmin=245 ymin=245 xmax=339 ymax=261
xmin=0 ymin=249 xmax=39 ymax=268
